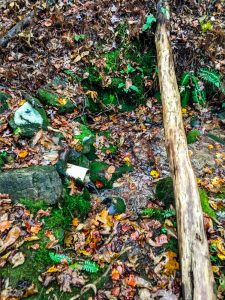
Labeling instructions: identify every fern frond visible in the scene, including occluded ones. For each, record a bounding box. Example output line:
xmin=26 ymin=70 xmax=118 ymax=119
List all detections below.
xmin=198 ymin=68 xmax=221 ymax=89
xmin=180 ymin=89 xmax=191 ymax=108
xmin=180 ymin=72 xmax=191 ymax=87
xmin=82 ymin=260 xmax=99 ymax=273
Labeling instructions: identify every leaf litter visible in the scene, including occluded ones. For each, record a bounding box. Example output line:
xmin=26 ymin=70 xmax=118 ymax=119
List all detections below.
xmin=0 ymin=0 xmax=225 ymax=299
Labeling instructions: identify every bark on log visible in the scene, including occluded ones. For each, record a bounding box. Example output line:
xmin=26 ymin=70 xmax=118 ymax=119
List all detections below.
xmin=155 ymin=1 xmax=215 ymax=299
xmin=0 ymin=11 xmax=34 ymax=47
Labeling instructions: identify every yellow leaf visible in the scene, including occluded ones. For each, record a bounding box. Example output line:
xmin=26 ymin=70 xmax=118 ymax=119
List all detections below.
xmin=86 ymin=90 xmax=98 ymax=100
xmin=79 ymin=249 xmax=91 ymax=256
xmin=150 ymin=170 xmax=160 ymax=178
xmin=182 ymin=108 xmax=187 ymax=114
xmin=212 ymin=266 xmax=219 ymax=273
xmin=208 ymin=144 xmax=214 ymax=150
xmin=218 ymin=253 xmax=225 ymax=260
xmin=57 ymin=98 xmax=67 ymax=106
xmin=19 ymin=99 xmax=27 ymax=106
xmin=18 ymin=149 xmax=28 ymax=158
xmin=47 ymin=266 xmax=59 ymax=273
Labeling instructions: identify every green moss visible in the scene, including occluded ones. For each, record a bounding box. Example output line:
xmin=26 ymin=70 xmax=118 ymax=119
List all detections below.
xmin=104 ymin=50 xmax=120 ymax=73
xmin=19 ymin=199 xmax=48 ymax=214
xmin=63 ymin=192 xmax=91 ymax=220
xmin=199 ymin=188 xmax=216 ymax=218
xmin=0 ymin=91 xmax=10 ymax=113
xmin=187 ymin=129 xmax=200 ymax=144
xmin=155 ymin=177 xmax=174 ymax=207
xmin=37 ymin=88 xmax=75 ymax=114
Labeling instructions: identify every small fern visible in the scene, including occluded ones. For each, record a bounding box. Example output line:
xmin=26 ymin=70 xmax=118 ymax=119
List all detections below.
xmin=82 ymin=260 xmax=99 ymax=273
xmin=198 ymin=68 xmax=225 ymax=94
xmin=49 ymin=252 xmax=72 ymax=264
xmin=180 ymin=72 xmax=191 ymax=87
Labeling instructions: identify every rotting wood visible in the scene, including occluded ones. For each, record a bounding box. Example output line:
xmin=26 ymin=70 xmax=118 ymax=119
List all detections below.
xmin=155 ymin=1 xmax=215 ymax=299
xmin=0 ymin=11 xmax=34 ymax=47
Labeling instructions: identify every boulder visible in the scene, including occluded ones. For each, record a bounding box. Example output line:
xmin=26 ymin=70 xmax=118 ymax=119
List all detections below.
xmin=0 ymin=166 xmax=62 ymax=204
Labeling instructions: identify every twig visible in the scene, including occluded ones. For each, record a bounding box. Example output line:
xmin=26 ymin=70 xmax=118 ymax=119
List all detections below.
xmin=0 ymin=11 xmax=34 ymax=47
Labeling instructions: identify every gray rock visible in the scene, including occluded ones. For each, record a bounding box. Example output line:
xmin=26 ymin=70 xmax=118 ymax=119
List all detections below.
xmin=0 ymin=166 xmax=62 ymax=204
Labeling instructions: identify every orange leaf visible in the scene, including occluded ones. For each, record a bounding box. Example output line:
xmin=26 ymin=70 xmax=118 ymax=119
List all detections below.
xmin=0 ymin=220 xmax=12 ymax=232
xmin=125 ymin=274 xmax=136 ymax=287
xmin=30 ymin=223 xmax=42 ymax=234
xmin=18 ymin=149 xmax=28 ymax=158
xmin=111 ymin=268 xmax=120 ymax=280
xmin=72 ymin=218 xmax=79 ymax=227
xmin=95 ymin=180 xmax=103 ymax=189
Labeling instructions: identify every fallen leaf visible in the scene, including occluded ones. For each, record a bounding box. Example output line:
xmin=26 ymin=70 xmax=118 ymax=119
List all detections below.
xmin=111 ymin=268 xmax=120 ymax=280
xmin=18 ymin=149 xmax=28 ymax=158
xmin=125 ymin=274 xmax=136 ymax=287
xmin=0 ymin=226 xmax=21 ymax=253
xmin=0 ymin=220 xmax=12 ymax=232
xmin=10 ymin=252 xmax=25 ymax=268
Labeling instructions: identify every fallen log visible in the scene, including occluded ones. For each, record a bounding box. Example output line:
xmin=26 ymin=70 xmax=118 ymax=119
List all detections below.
xmin=0 ymin=11 xmax=34 ymax=47
xmin=155 ymin=1 xmax=215 ymax=299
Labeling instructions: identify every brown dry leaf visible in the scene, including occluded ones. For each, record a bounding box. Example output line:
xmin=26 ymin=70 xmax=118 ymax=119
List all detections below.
xmin=10 ymin=252 xmax=25 ymax=268
xmin=0 ymin=226 xmax=21 ymax=254
xmin=0 ymin=220 xmax=12 ymax=232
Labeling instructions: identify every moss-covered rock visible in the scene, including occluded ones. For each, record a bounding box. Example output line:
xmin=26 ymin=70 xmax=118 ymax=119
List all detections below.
xmin=155 ymin=177 xmax=174 ymax=207
xmin=0 ymin=166 xmax=63 ymax=204
xmin=187 ymin=129 xmax=200 ymax=144
xmin=9 ymin=99 xmax=49 ymax=137
xmin=37 ymin=88 xmax=75 ymax=114
xmin=0 ymin=91 xmax=10 ymax=113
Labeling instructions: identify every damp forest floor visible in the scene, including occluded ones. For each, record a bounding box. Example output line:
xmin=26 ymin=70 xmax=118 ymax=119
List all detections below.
xmin=0 ymin=1 xmax=225 ymax=299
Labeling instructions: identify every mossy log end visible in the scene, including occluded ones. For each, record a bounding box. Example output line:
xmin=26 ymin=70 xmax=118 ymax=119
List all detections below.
xmin=155 ymin=1 xmax=215 ymax=299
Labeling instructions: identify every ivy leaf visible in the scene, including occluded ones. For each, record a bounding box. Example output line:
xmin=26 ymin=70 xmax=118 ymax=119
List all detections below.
xmin=129 ymin=85 xmax=139 ymax=93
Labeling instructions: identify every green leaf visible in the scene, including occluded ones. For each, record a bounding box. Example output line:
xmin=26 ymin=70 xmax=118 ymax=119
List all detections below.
xmin=14 ymin=127 xmax=22 ymax=136
xmin=82 ymin=260 xmax=99 ymax=273
xmin=126 ymin=64 xmax=135 ymax=74
xmin=74 ymin=34 xmax=86 ymax=42
xmin=118 ymin=83 xmax=125 ymax=89
xmin=129 ymin=85 xmax=139 ymax=93
xmin=142 ymin=14 xmax=156 ymax=31
xmin=49 ymin=252 xmax=72 ymax=264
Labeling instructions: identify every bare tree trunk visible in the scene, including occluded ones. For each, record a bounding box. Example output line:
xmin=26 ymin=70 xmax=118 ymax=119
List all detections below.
xmin=155 ymin=1 xmax=215 ymax=299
